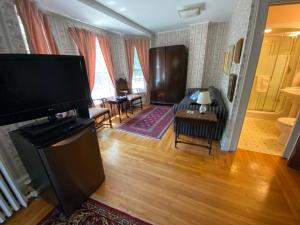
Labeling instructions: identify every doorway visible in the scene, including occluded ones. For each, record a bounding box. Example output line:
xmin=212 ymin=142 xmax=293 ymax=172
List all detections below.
xmin=238 ymin=3 xmax=300 ymax=156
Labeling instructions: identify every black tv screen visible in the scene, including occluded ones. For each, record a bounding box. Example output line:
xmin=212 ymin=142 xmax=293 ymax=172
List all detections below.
xmin=0 ymin=54 xmax=92 ymax=126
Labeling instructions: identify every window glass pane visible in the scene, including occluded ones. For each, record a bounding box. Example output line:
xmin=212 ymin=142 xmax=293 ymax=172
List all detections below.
xmin=132 ymin=48 xmax=146 ymax=92
xmin=92 ymin=39 xmax=115 ymax=100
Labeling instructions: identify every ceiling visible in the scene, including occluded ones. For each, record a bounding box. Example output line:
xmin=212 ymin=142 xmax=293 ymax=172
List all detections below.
xmin=37 ymin=0 xmax=237 ymax=35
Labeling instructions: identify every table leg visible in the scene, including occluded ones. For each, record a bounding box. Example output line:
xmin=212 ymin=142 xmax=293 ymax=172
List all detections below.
xmin=140 ymin=97 xmax=143 ymax=110
xmin=130 ymin=101 xmax=133 ymax=114
xmin=175 ymin=122 xmax=179 ymax=148
xmin=109 ymin=103 xmax=113 ymax=115
xmin=208 ymin=125 xmax=214 ymax=155
xmin=125 ymin=101 xmax=129 ymax=118
xmin=117 ymin=104 xmax=122 ymax=123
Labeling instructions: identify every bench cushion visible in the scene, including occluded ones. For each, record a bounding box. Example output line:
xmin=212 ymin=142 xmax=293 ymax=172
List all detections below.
xmin=127 ymin=94 xmax=142 ymax=101
xmin=89 ymin=107 xmax=110 ymax=118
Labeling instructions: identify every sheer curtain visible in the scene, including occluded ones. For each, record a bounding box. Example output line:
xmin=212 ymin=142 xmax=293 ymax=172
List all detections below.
xmin=124 ymin=38 xmax=150 ymax=102
xmin=68 ymin=27 xmax=96 ymax=91
xmin=15 ymin=0 xmax=59 ymax=54
xmin=97 ymin=34 xmax=116 ymax=88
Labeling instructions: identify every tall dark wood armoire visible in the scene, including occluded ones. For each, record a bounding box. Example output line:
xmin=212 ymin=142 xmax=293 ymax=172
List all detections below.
xmin=149 ymin=45 xmax=188 ymax=105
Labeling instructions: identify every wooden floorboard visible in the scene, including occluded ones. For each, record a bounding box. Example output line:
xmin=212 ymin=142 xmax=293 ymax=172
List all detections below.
xmin=5 ymin=115 xmax=300 ymax=225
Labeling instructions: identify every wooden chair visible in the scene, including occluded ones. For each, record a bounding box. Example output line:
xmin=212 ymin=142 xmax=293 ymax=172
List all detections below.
xmin=89 ymin=98 xmax=112 ymax=129
xmin=116 ymin=78 xmax=143 ymax=114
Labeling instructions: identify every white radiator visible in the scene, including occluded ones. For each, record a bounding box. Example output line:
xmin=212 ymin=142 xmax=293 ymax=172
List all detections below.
xmin=0 ymin=160 xmax=27 ymax=223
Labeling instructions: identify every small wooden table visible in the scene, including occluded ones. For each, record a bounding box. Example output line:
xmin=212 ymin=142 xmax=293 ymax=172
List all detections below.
xmin=174 ymin=110 xmax=218 ymax=154
xmin=106 ymin=96 xmax=129 ymax=123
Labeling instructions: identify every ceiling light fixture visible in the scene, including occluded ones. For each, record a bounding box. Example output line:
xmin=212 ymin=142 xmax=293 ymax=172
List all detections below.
xmin=177 ymin=3 xmax=205 ymax=18
xmin=264 ymin=28 xmax=272 ymax=33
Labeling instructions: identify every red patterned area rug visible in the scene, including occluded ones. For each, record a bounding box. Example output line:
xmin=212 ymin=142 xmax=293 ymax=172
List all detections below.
xmin=38 ymin=198 xmax=152 ymax=225
xmin=117 ymin=105 xmax=173 ymax=139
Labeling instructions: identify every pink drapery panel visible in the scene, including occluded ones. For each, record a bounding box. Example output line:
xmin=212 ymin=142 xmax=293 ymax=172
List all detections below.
xmin=68 ymin=27 xmax=96 ymax=91
xmin=97 ymin=35 xmax=116 ymax=88
xmin=135 ymin=39 xmax=150 ymax=103
xmin=124 ymin=39 xmax=135 ymax=90
xmin=15 ymin=0 xmax=59 ymax=54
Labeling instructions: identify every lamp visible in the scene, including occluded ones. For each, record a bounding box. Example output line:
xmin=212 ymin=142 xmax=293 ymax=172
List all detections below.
xmin=197 ymin=91 xmax=211 ymax=113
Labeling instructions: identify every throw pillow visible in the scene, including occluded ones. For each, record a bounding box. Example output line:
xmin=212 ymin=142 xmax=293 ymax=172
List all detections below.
xmin=189 ymin=91 xmax=200 ymax=102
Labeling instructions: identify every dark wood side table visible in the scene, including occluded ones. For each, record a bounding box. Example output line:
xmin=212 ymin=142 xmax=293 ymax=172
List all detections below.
xmin=174 ymin=110 xmax=218 ymax=154
xmin=106 ymin=96 xmax=129 ymax=123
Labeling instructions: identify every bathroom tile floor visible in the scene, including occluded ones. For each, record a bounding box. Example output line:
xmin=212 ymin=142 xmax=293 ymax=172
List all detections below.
xmin=238 ymin=117 xmax=284 ymax=156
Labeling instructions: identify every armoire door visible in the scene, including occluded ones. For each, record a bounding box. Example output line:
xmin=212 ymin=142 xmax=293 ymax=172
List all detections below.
xmin=165 ymin=45 xmax=188 ymax=104
xmin=149 ymin=47 xmax=166 ymax=104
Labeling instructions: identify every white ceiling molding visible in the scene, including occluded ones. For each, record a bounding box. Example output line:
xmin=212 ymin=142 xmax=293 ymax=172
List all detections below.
xmin=77 ymin=0 xmax=155 ymax=37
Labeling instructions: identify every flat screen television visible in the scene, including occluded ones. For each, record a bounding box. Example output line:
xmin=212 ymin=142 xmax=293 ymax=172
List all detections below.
xmin=0 ymin=54 xmax=92 ymax=126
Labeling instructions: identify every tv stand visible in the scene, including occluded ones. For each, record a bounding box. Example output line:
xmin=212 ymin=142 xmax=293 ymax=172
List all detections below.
xmin=10 ymin=119 xmax=105 ymax=216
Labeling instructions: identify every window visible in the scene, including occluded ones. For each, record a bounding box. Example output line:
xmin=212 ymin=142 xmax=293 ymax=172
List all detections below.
xmin=91 ymin=39 xmax=115 ymax=100
xmin=132 ymin=48 xmax=146 ymax=93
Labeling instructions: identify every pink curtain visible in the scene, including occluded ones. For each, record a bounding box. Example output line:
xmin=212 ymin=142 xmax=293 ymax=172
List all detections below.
xmin=135 ymin=39 xmax=150 ymax=103
xmin=124 ymin=39 xmax=135 ymax=90
xmin=15 ymin=0 xmax=59 ymax=54
xmin=69 ymin=27 xmax=96 ymax=91
xmin=97 ymin=35 xmax=116 ymax=88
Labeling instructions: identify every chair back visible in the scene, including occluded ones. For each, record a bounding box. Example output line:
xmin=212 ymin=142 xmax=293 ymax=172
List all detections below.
xmin=116 ymin=78 xmax=130 ymax=96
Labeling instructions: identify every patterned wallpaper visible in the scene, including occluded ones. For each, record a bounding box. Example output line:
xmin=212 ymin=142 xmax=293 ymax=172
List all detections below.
xmin=0 ymin=0 xmax=27 ymax=53
xmin=0 ymin=0 xmax=29 ymax=189
xmin=110 ymin=35 xmax=128 ymax=80
xmin=187 ymin=22 xmax=209 ymax=88
xmin=203 ymin=22 xmax=228 ymax=88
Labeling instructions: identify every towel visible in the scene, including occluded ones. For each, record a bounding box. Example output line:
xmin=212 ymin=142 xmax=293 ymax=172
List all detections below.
xmin=255 ymin=76 xmax=270 ymax=93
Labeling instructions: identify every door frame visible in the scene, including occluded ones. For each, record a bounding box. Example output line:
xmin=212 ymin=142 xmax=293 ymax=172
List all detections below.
xmin=231 ymin=0 xmax=300 ymax=158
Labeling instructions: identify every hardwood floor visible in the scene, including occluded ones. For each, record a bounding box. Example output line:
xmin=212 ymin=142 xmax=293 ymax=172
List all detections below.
xmin=5 ymin=115 xmax=300 ymax=225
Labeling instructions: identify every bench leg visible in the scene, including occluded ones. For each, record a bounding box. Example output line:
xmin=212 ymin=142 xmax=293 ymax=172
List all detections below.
xmin=130 ymin=101 xmax=134 ymax=114
xmin=140 ymin=97 xmax=143 ymax=110
xmin=108 ymin=112 xmax=113 ymax=128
